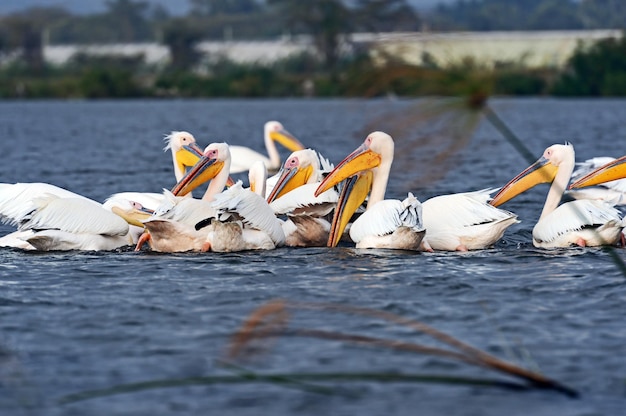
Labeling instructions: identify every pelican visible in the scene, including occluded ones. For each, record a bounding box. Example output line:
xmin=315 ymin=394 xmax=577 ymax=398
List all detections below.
xmin=173 ymin=145 xmax=285 ymax=252
xmin=0 ymin=183 xmax=152 ymax=251
xmin=229 ymin=121 xmax=305 ymax=174
xmin=135 ymin=142 xmax=232 ymax=252
xmin=315 ymin=132 xmax=518 ymax=251
xmin=265 ymin=149 xmax=337 ymax=247
xmin=314 ymin=132 xmax=425 ymax=250
xmin=490 ymin=143 xmax=625 ymax=248
xmin=568 ymin=155 xmax=626 ymax=205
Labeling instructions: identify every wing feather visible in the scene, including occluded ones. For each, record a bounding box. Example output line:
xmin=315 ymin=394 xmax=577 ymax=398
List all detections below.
xmin=422 ymin=189 xmax=515 ymax=230
xmin=0 ymin=182 xmax=95 ymax=226
xmin=350 ymin=194 xmax=423 ymax=243
xmin=212 ymin=182 xmax=284 ymax=245
xmin=534 ymin=199 xmax=624 ymax=243
xmin=20 ymin=196 xmax=128 ymax=236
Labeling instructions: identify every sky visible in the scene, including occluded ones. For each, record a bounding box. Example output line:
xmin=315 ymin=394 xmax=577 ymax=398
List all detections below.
xmin=0 ymin=0 xmax=455 ymax=16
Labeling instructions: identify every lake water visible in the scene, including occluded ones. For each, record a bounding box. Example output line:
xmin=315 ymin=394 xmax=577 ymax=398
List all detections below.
xmin=0 ymin=98 xmax=625 ymax=416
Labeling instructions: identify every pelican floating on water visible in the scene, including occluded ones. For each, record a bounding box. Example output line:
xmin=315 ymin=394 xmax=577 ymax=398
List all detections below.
xmin=136 ymin=142 xmax=232 ymax=252
xmin=0 ymin=183 xmax=152 ymax=251
xmin=490 ymin=143 xmax=625 ymax=248
xmin=315 ymin=132 xmax=425 ymax=250
xmin=177 ymin=145 xmax=284 ymax=252
xmin=315 ymin=132 xmax=517 ymax=251
xmin=266 ymin=149 xmax=337 ymax=247
xmin=229 ymin=121 xmax=305 ymax=174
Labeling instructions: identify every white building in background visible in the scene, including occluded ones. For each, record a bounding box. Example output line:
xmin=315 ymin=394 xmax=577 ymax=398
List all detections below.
xmin=41 ymin=30 xmax=622 ymax=69
xmin=362 ymin=30 xmax=623 ymax=68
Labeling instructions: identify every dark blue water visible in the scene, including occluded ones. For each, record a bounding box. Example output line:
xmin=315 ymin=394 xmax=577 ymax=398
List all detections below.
xmin=0 ymin=98 xmax=625 ymax=416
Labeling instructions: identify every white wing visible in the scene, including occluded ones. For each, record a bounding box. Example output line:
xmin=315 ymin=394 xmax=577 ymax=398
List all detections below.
xmin=422 ymin=189 xmax=514 ymax=230
xmin=20 ymin=196 xmax=129 ymax=236
xmin=0 ymin=182 xmax=96 ymax=226
xmin=211 ymin=181 xmax=284 ymax=245
xmin=534 ymin=199 xmax=623 ymax=244
xmin=350 ymin=194 xmax=423 ymax=243
xmin=147 ymin=189 xmax=215 ymax=227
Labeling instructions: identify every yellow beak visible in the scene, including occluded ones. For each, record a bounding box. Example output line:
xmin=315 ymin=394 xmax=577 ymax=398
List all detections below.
xmin=327 ymin=171 xmax=373 ymax=247
xmin=569 ymin=156 xmax=626 ymax=189
xmin=269 ymin=128 xmax=305 ymax=152
xmin=315 ymin=143 xmax=381 ymax=197
xmin=171 ymin=154 xmax=224 ymax=196
xmin=490 ymin=156 xmax=559 ymax=207
xmin=266 ymin=164 xmax=314 ymax=203
xmin=111 ymin=205 xmax=154 ymax=228
xmin=175 ymin=143 xmax=204 ymax=176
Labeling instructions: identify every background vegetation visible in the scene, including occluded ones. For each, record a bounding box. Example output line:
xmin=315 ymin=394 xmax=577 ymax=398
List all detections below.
xmin=0 ymin=0 xmax=624 ymax=98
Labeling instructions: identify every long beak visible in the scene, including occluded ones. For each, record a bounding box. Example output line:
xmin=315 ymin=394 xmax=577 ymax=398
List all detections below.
xmin=270 ymin=128 xmax=305 ymax=152
xmin=327 ymin=171 xmax=373 ymax=247
xmin=569 ymin=156 xmax=626 ymax=189
xmin=266 ymin=164 xmax=314 ymax=203
xmin=171 ymin=154 xmax=224 ymax=196
xmin=490 ymin=156 xmax=559 ymax=207
xmin=175 ymin=143 xmax=204 ymax=175
xmin=315 ymin=143 xmax=381 ymax=197
xmin=111 ymin=205 xmax=154 ymax=228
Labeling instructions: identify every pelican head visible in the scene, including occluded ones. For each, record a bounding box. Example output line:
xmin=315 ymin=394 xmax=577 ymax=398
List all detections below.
xmin=569 ymin=155 xmax=626 ymax=190
xmin=266 ymin=149 xmax=320 ymax=203
xmin=171 ymin=142 xmax=231 ymax=197
xmin=490 ymin=143 xmax=573 ymax=207
xmin=164 ymin=131 xmax=204 ymax=181
xmin=105 ymin=198 xmax=155 ymax=228
xmin=315 ymin=131 xmax=393 ymax=198
xmin=265 ymin=121 xmax=305 ymax=153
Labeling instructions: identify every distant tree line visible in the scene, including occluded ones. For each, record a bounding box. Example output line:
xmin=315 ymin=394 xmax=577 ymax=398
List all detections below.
xmin=0 ymin=0 xmax=624 ymax=98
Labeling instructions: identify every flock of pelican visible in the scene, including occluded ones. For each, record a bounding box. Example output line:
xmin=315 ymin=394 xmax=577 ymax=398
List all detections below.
xmin=1 ymin=120 xmax=625 ymax=253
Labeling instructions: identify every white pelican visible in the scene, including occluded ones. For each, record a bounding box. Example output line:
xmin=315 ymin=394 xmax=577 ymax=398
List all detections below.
xmin=567 ymin=156 xmax=626 ymax=205
xmin=314 ymin=132 xmax=425 ymax=250
xmin=315 ymin=132 xmax=518 ymax=251
xmin=135 ymin=142 xmax=232 ymax=252
xmin=0 ymin=183 xmax=152 ymax=251
xmin=172 ymin=146 xmax=285 ymax=252
xmin=490 ymin=143 xmax=625 ymax=248
xmin=229 ymin=121 xmax=305 ymax=174
xmin=265 ymin=149 xmax=338 ymax=247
